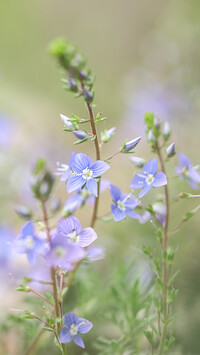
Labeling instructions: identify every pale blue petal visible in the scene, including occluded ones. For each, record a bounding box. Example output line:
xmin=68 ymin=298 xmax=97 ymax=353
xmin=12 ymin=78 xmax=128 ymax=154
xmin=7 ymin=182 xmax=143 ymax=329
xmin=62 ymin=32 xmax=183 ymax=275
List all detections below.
xmin=122 ymin=195 xmax=138 ymax=209
xmin=152 ymin=172 xmax=167 ymax=187
xmin=111 ymin=204 xmax=126 ymax=221
xmin=130 ymin=174 xmax=146 ymax=189
xmin=178 ymin=152 xmax=191 ymax=168
xmin=60 ymin=327 xmax=72 ymax=343
xmin=67 ymin=175 xmax=85 ymax=193
xmin=77 ymin=318 xmax=93 ymax=334
xmin=110 ymin=184 xmax=121 ymax=203
xmin=27 ymin=251 xmax=36 ymax=265
xmin=22 ymin=222 xmax=34 ymax=237
xmin=64 ymin=313 xmax=79 ymax=327
xmin=188 ymin=167 xmax=200 ymax=183
xmin=139 ymin=185 xmax=152 ymax=198
xmin=73 ymin=334 xmax=85 ymax=348
xmin=72 ymin=153 xmax=92 ymax=173
xmin=58 ymin=217 xmax=82 ymax=235
xmin=125 ymin=210 xmax=141 ymax=220
xmin=91 ymin=160 xmax=110 ymax=177
xmin=60 ymin=167 xmax=71 ymax=182
xmin=87 ymin=179 xmax=98 ymax=197
xmin=78 ymin=228 xmax=97 ymax=247
xmin=143 ymin=158 xmax=158 ymax=175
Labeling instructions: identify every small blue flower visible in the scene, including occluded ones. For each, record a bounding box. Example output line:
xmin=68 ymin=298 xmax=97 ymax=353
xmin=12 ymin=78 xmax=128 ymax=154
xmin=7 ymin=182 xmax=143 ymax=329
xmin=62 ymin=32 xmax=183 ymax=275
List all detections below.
xmin=60 ymin=313 xmax=93 ymax=348
xmin=15 ymin=222 xmax=45 ymax=265
xmin=176 ymin=153 xmax=200 ymax=189
xmin=73 ymin=130 xmax=88 ymax=140
xmin=55 ymin=152 xmax=76 ymax=182
xmin=67 ymin=153 xmax=110 ymax=196
xmin=110 ymin=185 xmax=140 ymax=222
xmin=130 ymin=158 xmax=167 ymax=198
xmin=57 ymin=216 xmax=97 ymax=248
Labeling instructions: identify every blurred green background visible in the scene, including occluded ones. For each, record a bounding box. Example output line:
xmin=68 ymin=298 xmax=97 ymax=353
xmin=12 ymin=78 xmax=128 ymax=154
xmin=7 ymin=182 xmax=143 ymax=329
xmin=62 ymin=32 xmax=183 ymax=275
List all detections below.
xmin=1 ymin=0 xmax=200 ymax=354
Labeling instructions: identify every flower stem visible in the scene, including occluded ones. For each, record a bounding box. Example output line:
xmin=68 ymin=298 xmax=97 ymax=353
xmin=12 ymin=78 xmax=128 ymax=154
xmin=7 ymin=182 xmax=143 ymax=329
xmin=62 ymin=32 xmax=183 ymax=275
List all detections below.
xmin=155 ymin=142 xmax=169 ymax=355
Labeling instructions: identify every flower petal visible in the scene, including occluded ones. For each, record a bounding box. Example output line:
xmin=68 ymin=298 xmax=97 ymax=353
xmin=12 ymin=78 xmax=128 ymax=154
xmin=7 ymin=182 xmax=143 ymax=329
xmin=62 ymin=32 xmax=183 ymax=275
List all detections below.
xmin=125 ymin=210 xmax=141 ymax=220
xmin=109 ymin=184 xmax=121 ymax=203
xmin=178 ymin=152 xmax=191 ymax=168
xmin=122 ymin=194 xmax=138 ymax=209
xmin=143 ymin=158 xmax=158 ymax=175
xmin=87 ymin=179 xmax=98 ymax=197
xmin=60 ymin=167 xmax=71 ymax=182
xmin=64 ymin=313 xmax=79 ymax=327
xmin=130 ymin=174 xmax=146 ymax=189
xmin=152 ymin=172 xmax=167 ymax=187
xmin=60 ymin=327 xmax=72 ymax=343
xmin=188 ymin=167 xmax=200 ymax=183
xmin=67 ymin=175 xmax=85 ymax=194
xmin=111 ymin=204 xmax=126 ymax=221
xmin=78 ymin=227 xmax=97 ymax=247
xmin=139 ymin=185 xmax=152 ymax=198
xmin=22 ymin=222 xmax=34 ymax=237
xmin=27 ymin=251 xmax=37 ymax=265
xmin=58 ymin=217 xmax=82 ymax=236
xmin=77 ymin=318 xmax=93 ymax=334
xmin=72 ymin=153 xmax=92 ymax=173
xmin=73 ymin=334 xmax=85 ymax=348
xmin=91 ymin=161 xmax=110 ymax=177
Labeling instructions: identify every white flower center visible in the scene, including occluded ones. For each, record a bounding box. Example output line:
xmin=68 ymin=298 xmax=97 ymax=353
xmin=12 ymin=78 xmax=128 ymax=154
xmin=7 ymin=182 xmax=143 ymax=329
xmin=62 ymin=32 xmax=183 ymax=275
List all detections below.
xmin=54 ymin=246 xmax=65 ymax=258
xmin=117 ymin=200 xmax=125 ymax=211
xmin=146 ymin=174 xmax=154 ymax=185
xmin=67 ymin=230 xmax=79 ymax=243
xmin=70 ymin=323 xmax=78 ymax=336
xmin=25 ymin=236 xmax=35 ymax=250
xmin=82 ymin=168 xmax=93 ymax=180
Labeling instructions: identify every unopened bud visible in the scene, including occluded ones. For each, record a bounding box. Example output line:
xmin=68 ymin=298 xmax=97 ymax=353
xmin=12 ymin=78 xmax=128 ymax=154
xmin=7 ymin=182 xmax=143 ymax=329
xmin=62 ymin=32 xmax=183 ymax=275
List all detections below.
xmin=166 ymin=143 xmax=175 ymax=157
xmin=15 ymin=206 xmax=33 ymax=220
xmin=60 ymin=114 xmax=74 ymax=130
xmin=148 ymin=130 xmax=155 ymax=144
xmin=130 ymin=156 xmax=145 ymax=168
xmin=123 ymin=136 xmax=141 ymax=152
xmin=163 ymin=121 xmax=171 ymax=140
xmin=73 ymin=130 xmax=88 ymax=140
xmin=83 ymin=87 xmax=93 ymax=103
xmin=101 ymin=127 xmax=116 ymax=143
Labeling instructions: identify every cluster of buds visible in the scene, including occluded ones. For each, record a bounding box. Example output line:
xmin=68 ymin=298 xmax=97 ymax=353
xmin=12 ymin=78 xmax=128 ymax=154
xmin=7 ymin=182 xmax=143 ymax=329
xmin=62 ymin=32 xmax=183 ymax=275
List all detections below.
xmin=30 ymin=158 xmax=55 ymax=202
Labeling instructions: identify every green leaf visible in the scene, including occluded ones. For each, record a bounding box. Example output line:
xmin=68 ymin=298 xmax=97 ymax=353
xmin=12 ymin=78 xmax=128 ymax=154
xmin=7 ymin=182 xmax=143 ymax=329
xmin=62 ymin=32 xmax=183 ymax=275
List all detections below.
xmin=42 ymin=326 xmax=54 ymax=332
xmin=168 ymin=270 xmax=180 ymax=287
xmin=73 ymin=137 xmax=88 ymax=145
xmin=45 ymin=293 xmax=55 ymax=304
xmin=144 ymin=329 xmax=154 ymax=345
xmin=183 ymin=210 xmax=195 ymax=221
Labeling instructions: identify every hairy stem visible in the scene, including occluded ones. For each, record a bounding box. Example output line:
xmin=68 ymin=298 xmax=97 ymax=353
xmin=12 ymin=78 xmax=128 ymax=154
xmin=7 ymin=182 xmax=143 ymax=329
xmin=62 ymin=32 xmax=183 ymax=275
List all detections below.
xmin=156 ymin=142 xmax=169 ymax=355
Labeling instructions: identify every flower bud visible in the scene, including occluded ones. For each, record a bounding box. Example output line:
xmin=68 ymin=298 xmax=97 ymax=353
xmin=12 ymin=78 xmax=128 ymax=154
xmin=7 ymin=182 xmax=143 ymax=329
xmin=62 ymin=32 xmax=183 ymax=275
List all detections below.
xmin=130 ymin=156 xmax=145 ymax=168
xmin=101 ymin=127 xmax=116 ymax=143
xmin=154 ymin=117 xmax=160 ymax=129
xmin=50 ymin=198 xmax=61 ymax=213
xmin=73 ymin=130 xmax=88 ymax=140
xmin=166 ymin=142 xmax=175 ymax=157
xmin=68 ymin=77 xmax=78 ymax=92
xmin=60 ymin=114 xmax=75 ymax=130
xmin=148 ymin=130 xmax=156 ymax=144
xmin=83 ymin=87 xmax=93 ymax=103
xmin=30 ymin=160 xmax=55 ymax=202
xmin=15 ymin=205 xmax=33 ymax=220
xmin=123 ymin=136 xmax=141 ymax=152
xmin=163 ymin=121 xmax=171 ymax=140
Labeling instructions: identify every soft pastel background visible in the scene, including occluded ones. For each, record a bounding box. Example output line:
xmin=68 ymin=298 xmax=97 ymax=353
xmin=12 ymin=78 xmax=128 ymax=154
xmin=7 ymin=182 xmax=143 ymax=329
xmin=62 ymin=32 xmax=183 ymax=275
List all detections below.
xmin=1 ymin=1 xmax=200 ymax=354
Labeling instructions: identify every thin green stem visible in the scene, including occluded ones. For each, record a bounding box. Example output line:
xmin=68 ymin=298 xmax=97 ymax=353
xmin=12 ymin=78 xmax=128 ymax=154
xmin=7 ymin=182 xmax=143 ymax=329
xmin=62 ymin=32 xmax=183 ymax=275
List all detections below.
xmin=30 ymin=289 xmax=54 ymax=307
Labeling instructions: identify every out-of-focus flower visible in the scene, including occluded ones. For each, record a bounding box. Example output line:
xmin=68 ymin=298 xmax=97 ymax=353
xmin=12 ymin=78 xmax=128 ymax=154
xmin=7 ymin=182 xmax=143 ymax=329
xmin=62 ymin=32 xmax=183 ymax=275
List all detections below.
xmin=45 ymin=233 xmax=85 ymax=270
xmin=110 ymin=184 xmax=140 ymax=222
xmin=67 ymin=153 xmax=109 ymax=196
xmin=86 ymin=245 xmax=105 ymax=261
xmin=166 ymin=143 xmax=175 ymax=157
xmin=60 ymin=312 xmax=93 ymax=348
xmin=14 ymin=222 xmax=46 ymax=265
xmin=57 ymin=216 xmax=97 ymax=248
xmin=130 ymin=156 xmax=146 ymax=168
xmin=176 ymin=153 xmax=200 ymax=189
xmin=163 ymin=121 xmax=171 ymax=140
xmin=60 ymin=114 xmax=75 ymax=130
xmin=130 ymin=158 xmax=167 ymax=198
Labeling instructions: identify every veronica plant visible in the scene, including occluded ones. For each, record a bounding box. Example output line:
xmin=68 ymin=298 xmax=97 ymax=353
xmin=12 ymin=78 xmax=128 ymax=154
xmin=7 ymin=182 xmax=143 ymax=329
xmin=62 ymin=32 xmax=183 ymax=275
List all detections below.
xmin=10 ymin=39 xmax=200 ymax=355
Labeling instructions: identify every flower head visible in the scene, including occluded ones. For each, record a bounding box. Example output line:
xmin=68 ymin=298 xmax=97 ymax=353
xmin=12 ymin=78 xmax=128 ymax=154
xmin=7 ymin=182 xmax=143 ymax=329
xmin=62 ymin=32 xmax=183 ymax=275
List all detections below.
xmin=67 ymin=153 xmax=110 ymax=196
xmin=57 ymin=216 xmax=97 ymax=248
xmin=60 ymin=313 xmax=93 ymax=348
xmin=45 ymin=233 xmax=85 ymax=270
xmin=176 ymin=153 xmax=200 ymax=189
xmin=110 ymin=185 xmax=140 ymax=222
xmin=130 ymin=158 xmax=167 ymax=198
xmin=15 ymin=222 xmax=46 ymax=264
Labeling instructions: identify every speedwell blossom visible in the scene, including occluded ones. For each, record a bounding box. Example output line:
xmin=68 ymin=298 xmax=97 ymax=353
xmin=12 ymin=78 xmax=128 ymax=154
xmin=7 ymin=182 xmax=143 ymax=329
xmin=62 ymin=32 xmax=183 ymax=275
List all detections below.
xmin=130 ymin=158 xmax=167 ymax=198
xmin=15 ymin=222 xmax=46 ymax=265
xmin=60 ymin=312 xmax=93 ymax=348
xmin=110 ymin=184 xmax=140 ymax=222
xmin=45 ymin=233 xmax=85 ymax=270
xmin=176 ymin=152 xmax=200 ymax=189
xmin=55 ymin=152 xmax=75 ymax=182
xmin=57 ymin=216 xmax=97 ymax=247
xmin=67 ymin=153 xmax=109 ymax=196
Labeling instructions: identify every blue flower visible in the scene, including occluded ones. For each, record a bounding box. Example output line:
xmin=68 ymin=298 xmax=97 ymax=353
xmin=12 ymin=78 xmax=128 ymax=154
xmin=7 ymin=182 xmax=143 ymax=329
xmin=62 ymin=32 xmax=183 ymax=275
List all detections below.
xmin=55 ymin=152 xmax=76 ymax=182
xmin=176 ymin=153 xmax=200 ymax=189
xmin=57 ymin=216 xmax=97 ymax=247
xmin=110 ymin=184 xmax=140 ymax=222
xmin=130 ymin=158 xmax=167 ymax=198
xmin=15 ymin=222 xmax=46 ymax=265
xmin=45 ymin=233 xmax=85 ymax=270
xmin=67 ymin=153 xmax=110 ymax=196
xmin=60 ymin=312 xmax=93 ymax=348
